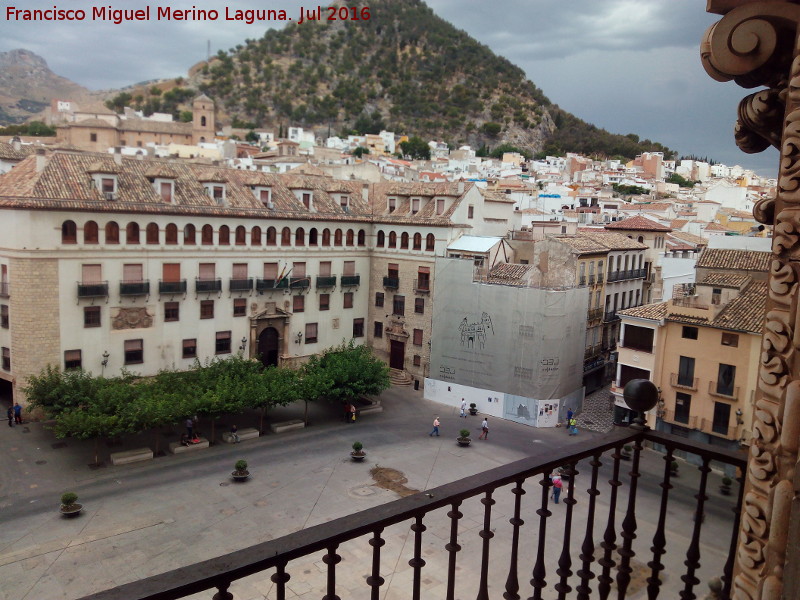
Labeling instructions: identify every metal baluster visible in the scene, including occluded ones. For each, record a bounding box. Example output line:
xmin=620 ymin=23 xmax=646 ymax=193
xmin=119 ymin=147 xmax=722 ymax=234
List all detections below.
xmin=597 ymin=446 xmax=623 ymax=600
xmin=446 ymin=501 xmax=464 ymax=600
xmin=680 ymin=457 xmax=712 ymax=600
xmin=212 ymin=581 xmax=233 ymax=600
xmin=616 ymin=436 xmax=644 ymax=598
xmin=321 ymin=544 xmax=341 ymax=600
xmin=576 ymin=453 xmax=603 ymax=600
xmin=367 ymin=528 xmax=385 ymax=600
xmin=555 ymin=463 xmax=578 ymax=599
xmin=504 ymin=481 xmax=526 ymax=600
xmin=721 ymin=470 xmax=744 ymax=599
xmin=528 ymin=471 xmax=553 ymax=600
xmin=476 ymin=490 xmax=496 ymax=600
xmin=270 ymin=561 xmax=290 ymax=600
xmin=408 ymin=515 xmax=427 ymax=600
xmin=646 ymin=448 xmax=674 ymax=599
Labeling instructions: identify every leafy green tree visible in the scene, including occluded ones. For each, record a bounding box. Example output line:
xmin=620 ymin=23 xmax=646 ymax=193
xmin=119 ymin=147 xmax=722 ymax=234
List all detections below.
xmin=313 ymin=341 xmax=390 ymax=405
xmin=481 ymin=122 xmax=502 ymax=137
xmin=179 ymin=111 xmax=193 ymax=123
xmin=400 ymin=136 xmax=431 ymax=160
xmin=352 ymin=146 xmax=370 ymax=158
xmin=666 ymin=173 xmax=697 ymax=188
xmin=245 ymin=130 xmax=259 ymax=143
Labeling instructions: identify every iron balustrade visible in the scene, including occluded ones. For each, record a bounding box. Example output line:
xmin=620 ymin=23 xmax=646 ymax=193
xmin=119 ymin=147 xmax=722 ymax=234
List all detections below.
xmin=74 ymin=426 xmax=746 ymax=600
xmin=289 ymin=277 xmax=311 ymax=289
xmin=597 ymin=273 xmax=604 ymax=284
xmin=256 ymin=278 xmax=289 ymax=291
xmin=588 ymin=275 xmax=596 ymax=285
xmin=671 ymin=373 xmax=699 ymax=391
xmin=383 ymin=276 xmax=399 ymax=289
xmin=196 ymin=278 xmax=222 ymax=293
xmin=119 ymin=280 xmax=150 ymax=296
xmin=340 ymin=275 xmax=361 ymax=287
xmin=579 ymin=276 xmax=587 ymax=286
xmin=413 ymin=278 xmax=431 ymax=293
xmin=607 ymin=271 xmax=620 ymax=282
xmin=159 ymin=280 xmax=187 ymax=294
xmin=229 ymin=278 xmax=253 ymax=292
xmin=708 ymin=380 xmax=739 ymax=400
xmin=603 ymin=310 xmax=619 ymax=322
xmin=0 ymin=281 xmax=8 ymax=297
xmin=77 ymin=281 xmax=109 ymax=298
xmin=587 ymin=308 xmax=604 ymax=321
xmin=316 ymin=276 xmax=337 ymax=288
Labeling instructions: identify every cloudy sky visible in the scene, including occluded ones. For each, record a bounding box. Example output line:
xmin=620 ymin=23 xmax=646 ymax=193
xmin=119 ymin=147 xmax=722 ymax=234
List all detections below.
xmin=0 ymin=0 xmax=780 ymax=174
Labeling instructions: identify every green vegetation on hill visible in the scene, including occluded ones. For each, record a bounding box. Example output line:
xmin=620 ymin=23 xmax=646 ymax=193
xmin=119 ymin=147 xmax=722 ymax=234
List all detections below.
xmin=0 ymin=121 xmax=55 ymax=136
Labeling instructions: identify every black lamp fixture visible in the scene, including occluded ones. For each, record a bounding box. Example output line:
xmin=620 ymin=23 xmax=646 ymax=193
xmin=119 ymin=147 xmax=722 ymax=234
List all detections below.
xmin=239 ymin=337 xmax=247 ymax=352
xmin=295 ymin=332 xmax=303 ymax=344
xmin=736 ymin=408 xmax=743 ymax=425
xmin=101 ymin=350 xmax=109 ymax=368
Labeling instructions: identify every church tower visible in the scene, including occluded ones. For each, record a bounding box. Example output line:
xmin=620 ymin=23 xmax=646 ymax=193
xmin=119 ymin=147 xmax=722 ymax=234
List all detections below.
xmin=192 ymin=94 xmax=215 ymax=144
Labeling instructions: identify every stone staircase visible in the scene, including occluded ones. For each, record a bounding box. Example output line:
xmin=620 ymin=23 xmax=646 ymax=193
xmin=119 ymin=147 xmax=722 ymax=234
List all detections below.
xmin=389 ymin=368 xmax=413 ymax=386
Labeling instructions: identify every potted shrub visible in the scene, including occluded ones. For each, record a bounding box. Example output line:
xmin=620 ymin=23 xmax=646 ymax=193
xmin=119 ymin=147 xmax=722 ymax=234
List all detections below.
xmin=457 ymin=428 xmax=472 ymax=447
xmin=468 ymin=403 xmax=478 ymax=416
xmin=670 ymin=460 xmax=680 ymax=477
xmin=620 ymin=445 xmax=633 ymax=460
xmin=351 ymin=441 xmax=366 ymax=461
xmin=232 ymin=459 xmax=250 ymax=482
xmin=720 ymin=476 xmax=733 ymax=495
xmin=60 ymin=492 xmax=83 ymax=517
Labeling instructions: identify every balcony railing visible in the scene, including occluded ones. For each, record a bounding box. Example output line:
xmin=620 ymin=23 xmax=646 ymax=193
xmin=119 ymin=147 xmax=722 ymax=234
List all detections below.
xmin=383 ymin=276 xmax=399 ymax=289
xmin=670 ymin=373 xmax=699 ymax=391
xmin=0 ymin=281 xmax=8 ymax=297
xmin=77 ymin=281 xmax=109 ymax=298
xmin=603 ymin=310 xmax=619 ymax=322
xmin=75 ymin=426 xmax=746 ymax=600
xmin=289 ymin=277 xmax=311 ymax=289
xmin=579 ymin=276 xmax=587 ymax=286
xmin=597 ymin=273 xmax=604 ymax=284
xmin=588 ymin=274 xmax=596 ymax=285
xmin=700 ymin=418 xmax=737 ymax=439
xmin=196 ymin=278 xmax=222 ymax=293
xmin=662 ymin=409 xmax=699 ymax=429
xmin=708 ymin=380 xmax=740 ymax=400
xmin=119 ymin=280 xmax=150 ymax=296
xmin=256 ymin=278 xmax=289 ymax=291
xmin=414 ymin=278 xmax=431 ymax=293
xmin=340 ymin=275 xmax=361 ymax=287
xmin=229 ymin=278 xmax=253 ymax=292
xmin=607 ymin=271 xmax=620 ymax=282
xmin=316 ymin=276 xmax=337 ymax=288
xmin=159 ymin=280 xmax=187 ymax=294
xmin=587 ymin=307 xmax=604 ymax=321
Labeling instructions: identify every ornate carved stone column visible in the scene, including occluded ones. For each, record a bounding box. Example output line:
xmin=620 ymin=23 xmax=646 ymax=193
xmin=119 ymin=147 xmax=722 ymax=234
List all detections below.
xmin=703 ymin=2 xmax=800 ymax=599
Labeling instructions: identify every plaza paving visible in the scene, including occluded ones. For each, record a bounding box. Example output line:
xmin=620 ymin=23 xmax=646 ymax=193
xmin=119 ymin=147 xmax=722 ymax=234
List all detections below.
xmin=0 ymin=386 xmax=737 ymax=600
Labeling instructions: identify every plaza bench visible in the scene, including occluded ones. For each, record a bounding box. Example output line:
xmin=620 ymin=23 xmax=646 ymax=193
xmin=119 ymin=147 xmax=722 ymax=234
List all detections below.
xmin=222 ymin=427 xmax=260 ymax=443
xmin=169 ymin=437 xmax=210 ymax=454
xmin=270 ymin=419 xmax=305 ymax=434
xmin=110 ymin=447 xmax=153 ymax=466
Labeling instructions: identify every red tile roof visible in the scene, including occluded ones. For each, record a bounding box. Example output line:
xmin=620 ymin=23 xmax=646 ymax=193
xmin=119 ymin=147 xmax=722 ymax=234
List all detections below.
xmin=604 ymin=215 xmax=672 ymax=232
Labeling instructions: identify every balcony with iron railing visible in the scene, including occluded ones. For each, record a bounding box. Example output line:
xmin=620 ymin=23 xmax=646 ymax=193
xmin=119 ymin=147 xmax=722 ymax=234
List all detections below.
xmin=340 ymin=274 xmax=361 ymax=287
xmin=579 ymin=275 xmax=587 ymax=286
xmin=699 ymin=417 xmax=738 ymax=440
xmin=587 ymin=307 xmax=604 ymax=321
xmin=0 ymin=281 xmax=8 ymax=297
xmin=670 ymin=372 xmax=699 ymax=391
xmin=661 ymin=408 xmax=699 ymax=430
xmin=708 ymin=380 xmax=740 ymax=400
xmin=76 ymin=424 xmax=746 ymax=600
xmin=597 ymin=273 xmax=604 ymax=284
xmin=607 ymin=270 xmax=620 ymax=282
xmin=588 ymin=274 xmax=596 ymax=286
xmin=229 ymin=278 xmax=253 ymax=292
xmin=196 ymin=278 xmax=222 ymax=293
xmin=603 ymin=310 xmax=619 ymax=322
xmin=77 ymin=281 xmax=109 ymax=298
xmin=119 ymin=280 xmax=150 ymax=296
xmin=289 ymin=276 xmax=311 ymax=289
xmin=256 ymin=278 xmax=289 ymax=291
xmin=383 ymin=276 xmax=400 ymax=289
xmin=316 ymin=276 xmax=337 ymax=289
xmin=159 ymin=279 xmax=187 ymax=295
xmin=414 ymin=278 xmax=431 ymax=293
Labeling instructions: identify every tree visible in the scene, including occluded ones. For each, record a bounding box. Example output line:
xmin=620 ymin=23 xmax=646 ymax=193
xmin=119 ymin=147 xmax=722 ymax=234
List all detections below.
xmin=400 ymin=136 xmax=431 ymax=160
xmin=481 ymin=122 xmax=502 ymax=137
xmin=179 ymin=111 xmax=193 ymax=123
xmin=308 ymin=341 xmax=390 ymax=406
xmin=352 ymin=146 xmax=370 ymax=158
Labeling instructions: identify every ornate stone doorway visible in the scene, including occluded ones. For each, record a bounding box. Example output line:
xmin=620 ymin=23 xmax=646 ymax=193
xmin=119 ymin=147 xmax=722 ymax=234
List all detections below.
xmin=389 ymin=339 xmax=405 ymax=370
xmin=258 ymin=327 xmax=280 ymax=368
xmin=250 ymin=303 xmax=290 ymax=368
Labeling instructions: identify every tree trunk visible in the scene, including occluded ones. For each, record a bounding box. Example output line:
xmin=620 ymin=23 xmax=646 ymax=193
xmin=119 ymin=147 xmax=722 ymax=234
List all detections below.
xmin=304 ymin=400 xmax=309 ymax=426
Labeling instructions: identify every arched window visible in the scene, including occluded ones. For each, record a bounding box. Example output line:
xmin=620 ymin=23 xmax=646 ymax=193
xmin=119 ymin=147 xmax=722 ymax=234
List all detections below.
xmin=334 ymin=229 xmax=343 ymax=246
xmin=346 ymin=229 xmax=354 ymax=246
xmin=184 ymin=224 xmax=196 ymax=245
xmin=413 ymin=233 xmax=422 ymax=250
xmin=309 ymin=228 xmax=318 ymax=246
xmin=165 ymin=223 xmax=178 ymax=244
xmin=201 ymin=225 xmax=214 ymax=245
xmin=388 ymin=231 xmax=397 ymax=248
xmin=105 ymin=221 xmax=119 ymax=244
xmin=62 ymin=220 xmax=77 ymax=244
xmin=219 ymin=225 xmax=230 ymax=245
xmin=235 ymin=226 xmax=246 ymax=245
xmin=201 ymin=116 xmax=206 ymax=126
xmin=84 ymin=221 xmax=99 ymax=244
xmin=296 ymin=227 xmax=305 ymax=246
xmin=322 ymin=228 xmax=331 ymax=246
xmin=281 ymin=227 xmax=291 ymax=246
xmin=251 ymin=226 xmax=262 ymax=246
xmin=400 ymin=232 xmax=409 ymax=249
xmin=146 ymin=223 xmax=159 ymax=245
xmin=425 ymin=233 xmax=435 ymax=251
xmin=266 ymin=227 xmax=277 ymax=246
xmin=126 ymin=222 xmax=140 ymax=244
xmin=357 ymin=230 xmax=366 ymax=247
xmin=377 ymin=231 xmax=385 ymax=247
xmin=637 ymin=236 xmax=644 ymax=243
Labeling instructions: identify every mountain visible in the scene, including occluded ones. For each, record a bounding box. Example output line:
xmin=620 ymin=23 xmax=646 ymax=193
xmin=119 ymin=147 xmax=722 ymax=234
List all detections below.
xmin=0 ymin=49 xmax=92 ymax=125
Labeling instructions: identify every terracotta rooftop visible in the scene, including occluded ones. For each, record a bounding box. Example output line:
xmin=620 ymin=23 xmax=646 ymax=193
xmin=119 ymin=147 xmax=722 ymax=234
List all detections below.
xmin=0 ymin=141 xmax=37 ymax=161
xmin=711 ymin=280 xmax=767 ymax=333
xmin=486 ymin=263 xmax=532 ymax=285
xmin=576 ymin=230 xmax=648 ymax=250
xmin=696 ymin=248 xmax=770 ymax=272
xmin=605 ymin=215 xmax=672 ymax=232
xmin=618 ymin=302 xmax=668 ymax=321
xmin=482 ymin=190 xmax=517 ymax=204
xmin=697 ymin=272 xmax=751 ymax=289
xmin=670 ymin=219 xmax=689 ymax=229
xmin=704 ymin=222 xmax=732 ymax=231
xmin=668 ymin=231 xmax=707 ymax=246
xmin=549 ymin=235 xmax=610 ymax=255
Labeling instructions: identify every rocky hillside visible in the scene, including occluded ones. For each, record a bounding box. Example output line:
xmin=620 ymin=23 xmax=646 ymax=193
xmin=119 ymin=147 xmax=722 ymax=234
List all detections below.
xmin=0 ymin=49 xmax=91 ymax=124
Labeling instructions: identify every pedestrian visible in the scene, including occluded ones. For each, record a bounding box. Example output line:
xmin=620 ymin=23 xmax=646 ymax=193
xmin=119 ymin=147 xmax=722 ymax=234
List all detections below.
xmin=13 ymin=402 xmax=22 ymax=424
xmin=230 ymin=424 xmax=240 ymax=443
xmin=568 ymin=417 xmax=578 ymax=435
xmin=551 ymin=474 xmax=563 ymax=504
xmin=478 ymin=418 xmax=489 ymax=440
xmin=6 ymin=406 xmax=13 ymax=428
xmin=343 ymin=403 xmax=351 ymax=423
xmin=185 ymin=417 xmax=193 ymax=439
xmin=429 ymin=416 xmax=440 ymax=436
xmin=460 ymin=398 xmax=467 ymax=418
xmin=350 ymin=404 xmax=357 ymax=423
xmin=566 ymin=407 xmax=573 ymax=431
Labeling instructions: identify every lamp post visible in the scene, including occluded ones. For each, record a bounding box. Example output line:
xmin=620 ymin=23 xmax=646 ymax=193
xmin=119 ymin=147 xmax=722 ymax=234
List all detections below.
xmin=238 ymin=336 xmax=247 ymax=354
xmin=101 ymin=350 xmax=109 ymax=376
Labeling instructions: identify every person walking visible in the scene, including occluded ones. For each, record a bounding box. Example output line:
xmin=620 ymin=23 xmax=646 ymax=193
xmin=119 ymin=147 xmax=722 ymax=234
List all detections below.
xmin=429 ymin=416 xmax=440 ymax=436
xmin=6 ymin=406 xmax=13 ymax=428
xmin=185 ymin=417 xmax=194 ymax=440
xmin=568 ymin=417 xmax=578 ymax=436
xmin=551 ymin=474 xmax=563 ymax=504
xmin=478 ymin=418 xmax=489 ymax=440
xmin=565 ymin=407 xmax=573 ymax=431
xmin=13 ymin=402 xmax=22 ymax=425
xmin=460 ymin=399 xmax=467 ymax=418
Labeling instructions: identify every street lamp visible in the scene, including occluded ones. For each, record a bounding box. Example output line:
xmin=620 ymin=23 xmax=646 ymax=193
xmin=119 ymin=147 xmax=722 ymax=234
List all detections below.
xmin=239 ymin=337 xmax=247 ymax=352
xmin=735 ymin=408 xmax=743 ymax=425
xmin=101 ymin=350 xmax=109 ymax=376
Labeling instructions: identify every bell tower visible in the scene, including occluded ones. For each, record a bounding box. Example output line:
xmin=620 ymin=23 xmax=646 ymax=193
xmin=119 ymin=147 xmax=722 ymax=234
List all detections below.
xmin=192 ymin=94 xmax=215 ymax=144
